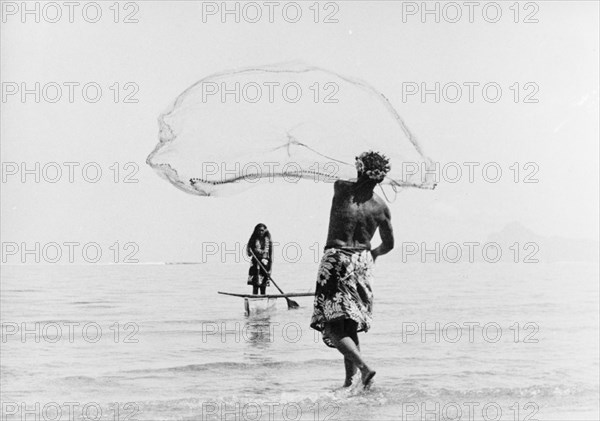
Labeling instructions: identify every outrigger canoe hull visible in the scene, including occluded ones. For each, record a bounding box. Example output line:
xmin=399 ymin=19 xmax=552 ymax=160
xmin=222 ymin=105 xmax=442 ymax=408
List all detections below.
xmin=218 ymin=291 xmax=315 ymax=299
xmin=218 ymin=291 xmax=314 ymax=315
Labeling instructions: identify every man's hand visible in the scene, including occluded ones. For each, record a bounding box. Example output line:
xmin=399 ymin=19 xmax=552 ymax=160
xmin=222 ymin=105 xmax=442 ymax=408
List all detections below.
xmin=261 ymin=258 xmax=269 ymax=266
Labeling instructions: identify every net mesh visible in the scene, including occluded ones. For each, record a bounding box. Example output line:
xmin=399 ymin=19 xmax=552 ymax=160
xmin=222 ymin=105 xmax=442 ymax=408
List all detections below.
xmin=146 ymin=63 xmax=436 ymax=197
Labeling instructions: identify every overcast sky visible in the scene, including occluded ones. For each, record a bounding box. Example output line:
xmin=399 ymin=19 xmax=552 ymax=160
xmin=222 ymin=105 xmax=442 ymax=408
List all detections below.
xmin=2 ymin=1 xmax=598 ymax=263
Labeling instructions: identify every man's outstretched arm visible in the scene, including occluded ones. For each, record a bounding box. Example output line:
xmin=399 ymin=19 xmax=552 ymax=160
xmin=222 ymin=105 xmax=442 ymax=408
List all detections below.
xmin=371 ymin=207 xmax=394 ymax=261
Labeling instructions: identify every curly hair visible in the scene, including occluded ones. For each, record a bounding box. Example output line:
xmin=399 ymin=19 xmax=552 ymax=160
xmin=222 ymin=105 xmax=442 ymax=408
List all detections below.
xmin=355 ymin=151 xmax=391 ymax=183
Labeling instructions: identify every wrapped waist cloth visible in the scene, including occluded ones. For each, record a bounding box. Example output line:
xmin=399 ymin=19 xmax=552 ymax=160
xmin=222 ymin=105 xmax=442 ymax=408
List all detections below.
xmin=247 ymin=260 xmax=271 ymax=287
xmin=310 ymin=247 xmax=374 ymax=347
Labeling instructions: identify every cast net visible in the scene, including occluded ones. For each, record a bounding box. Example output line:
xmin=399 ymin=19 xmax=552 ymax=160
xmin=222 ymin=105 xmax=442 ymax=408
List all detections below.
xmin=146 ymin=64 xmax=436 ymax=197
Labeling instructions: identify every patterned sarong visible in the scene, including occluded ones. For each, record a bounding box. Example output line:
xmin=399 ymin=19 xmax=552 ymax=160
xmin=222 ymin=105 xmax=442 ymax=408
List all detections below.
xmin=247 ymin=260 xmax=270 ymax=287
xmin=310 ymin=247 xmax=374 ymax=347
xmin=247 ymin=238 xmax=271 ymax=287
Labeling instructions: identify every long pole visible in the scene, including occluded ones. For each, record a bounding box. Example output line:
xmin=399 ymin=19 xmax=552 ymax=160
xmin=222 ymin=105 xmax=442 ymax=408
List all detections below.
xmin=249 ymin=249 xmax=299 ymax=309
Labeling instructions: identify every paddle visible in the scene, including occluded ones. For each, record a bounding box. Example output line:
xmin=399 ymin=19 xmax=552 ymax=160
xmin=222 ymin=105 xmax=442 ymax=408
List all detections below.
xmin=249 ymin=248 xmax=300 ymax=309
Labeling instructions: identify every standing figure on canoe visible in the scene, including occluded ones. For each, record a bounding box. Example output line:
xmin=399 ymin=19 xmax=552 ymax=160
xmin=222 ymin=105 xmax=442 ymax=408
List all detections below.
xmin=247 ymin=223 xmax=273 ymax=295
xmin=310 ymin=151 xmax=394 ymax=389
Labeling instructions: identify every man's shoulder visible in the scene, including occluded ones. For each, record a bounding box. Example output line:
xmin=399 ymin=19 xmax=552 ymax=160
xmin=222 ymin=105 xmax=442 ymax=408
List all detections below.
xmin=372 ymin=192 xmax=391 ymax=215
xmin=334 ymin=179 xmax=353 ymax=187
xmin=333 ymin=179 xmax=353 ymax=192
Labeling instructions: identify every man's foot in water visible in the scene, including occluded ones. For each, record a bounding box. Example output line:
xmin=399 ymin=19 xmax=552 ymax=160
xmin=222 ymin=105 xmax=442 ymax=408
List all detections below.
xmin=361 ymin=368 xmax=376 ymax=389
xmin=342 ymin=377 xmax=354 ymax=388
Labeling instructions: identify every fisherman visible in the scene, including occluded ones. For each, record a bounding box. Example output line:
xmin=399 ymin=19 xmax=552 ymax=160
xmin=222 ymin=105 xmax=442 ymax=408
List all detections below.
xmin=247 ymin=223 xmax=273 ymax=295
xmin=310 ymin=151 xmax=394 ymax=389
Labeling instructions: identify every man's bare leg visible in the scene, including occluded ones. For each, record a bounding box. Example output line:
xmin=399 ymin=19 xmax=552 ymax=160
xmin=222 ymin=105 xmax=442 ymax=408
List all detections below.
xmin=343 ymin=328 xmax=361 ymax=386
xmin=343 ymin=357 xmax=356 ymax=387
xmin=326 ymin=321 xmax=376 ymax=388
xmin=335 ymin=336 xmax=376 ymax=387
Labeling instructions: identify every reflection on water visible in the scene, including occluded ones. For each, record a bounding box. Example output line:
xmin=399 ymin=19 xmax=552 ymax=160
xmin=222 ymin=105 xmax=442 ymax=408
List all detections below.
xmin=245 ymin=315 xmax=274 ymax=350
xmin=243 ymin=300 xmax=279 ymax=363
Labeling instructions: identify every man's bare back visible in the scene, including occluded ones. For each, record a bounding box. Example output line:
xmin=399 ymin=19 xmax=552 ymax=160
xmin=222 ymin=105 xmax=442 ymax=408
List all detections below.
xmin=325 ymin=180 xmax=394 ymax=260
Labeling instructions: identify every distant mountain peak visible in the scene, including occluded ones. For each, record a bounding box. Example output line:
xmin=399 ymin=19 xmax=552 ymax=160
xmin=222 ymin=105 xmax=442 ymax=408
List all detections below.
xmin=487 ymin=221 xmax=599 ymax=262
xmin=490 ymin=221 xmax=539 ymax=241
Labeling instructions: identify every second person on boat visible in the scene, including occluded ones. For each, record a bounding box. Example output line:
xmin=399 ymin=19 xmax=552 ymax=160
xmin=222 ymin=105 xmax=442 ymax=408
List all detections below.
xmin=247 ymin=223 xmax=273 ymax=295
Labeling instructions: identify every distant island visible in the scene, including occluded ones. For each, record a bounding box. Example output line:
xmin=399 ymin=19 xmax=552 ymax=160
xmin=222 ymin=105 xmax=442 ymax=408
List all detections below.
xmin=165 ymin=262 xmax=202 ymax=265
xmin=487 ymin=222 xmax=599 ymax=263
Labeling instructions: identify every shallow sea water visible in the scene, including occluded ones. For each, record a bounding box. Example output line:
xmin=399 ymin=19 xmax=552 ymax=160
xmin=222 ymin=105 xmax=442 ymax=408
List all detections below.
xmin=1 ymin=261 xmax=598 ymax=420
